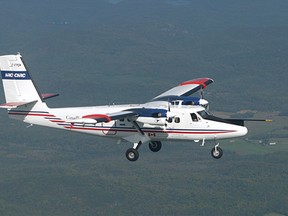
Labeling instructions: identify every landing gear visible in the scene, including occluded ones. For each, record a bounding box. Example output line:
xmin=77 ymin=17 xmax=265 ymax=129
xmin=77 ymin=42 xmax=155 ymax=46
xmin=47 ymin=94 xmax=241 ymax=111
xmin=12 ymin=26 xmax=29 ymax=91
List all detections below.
xmin=125 ymin=141 xmax=162 ymax=161
xmin=211 ymin=144 xmax=223 ymax=159
xmin=125 ymin=141 xmax=142 ymax=162
xmin=126 ymin=148 xmax=139 ymax=161
xmin=149 ymin=141 xmax=162 ymax=152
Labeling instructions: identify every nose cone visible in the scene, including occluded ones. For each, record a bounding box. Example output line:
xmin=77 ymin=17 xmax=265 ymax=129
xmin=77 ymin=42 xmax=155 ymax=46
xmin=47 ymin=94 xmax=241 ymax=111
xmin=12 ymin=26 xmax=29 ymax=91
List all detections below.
xmin=237 ymin=126 xmax=248 ymax=137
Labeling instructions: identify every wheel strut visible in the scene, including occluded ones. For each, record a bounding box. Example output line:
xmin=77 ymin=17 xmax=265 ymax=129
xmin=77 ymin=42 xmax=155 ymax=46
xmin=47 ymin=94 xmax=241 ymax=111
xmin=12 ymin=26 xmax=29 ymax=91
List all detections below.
xmin=211 ymin=142 xmax=223 ymax=159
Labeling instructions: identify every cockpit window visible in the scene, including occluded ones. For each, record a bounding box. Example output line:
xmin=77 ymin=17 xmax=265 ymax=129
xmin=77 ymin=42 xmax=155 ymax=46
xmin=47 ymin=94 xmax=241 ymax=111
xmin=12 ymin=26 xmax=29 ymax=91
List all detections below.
xmin=197 ymin=110 xmax=209 ymax=119
xmin=190 ymin=113 xmax=198 ymax=122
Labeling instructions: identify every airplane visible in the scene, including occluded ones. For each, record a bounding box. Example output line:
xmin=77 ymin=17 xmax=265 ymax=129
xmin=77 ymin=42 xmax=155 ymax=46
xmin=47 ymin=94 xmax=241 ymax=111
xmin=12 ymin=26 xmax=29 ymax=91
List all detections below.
xmin=0 ymin=53 xmax=270 ymax=161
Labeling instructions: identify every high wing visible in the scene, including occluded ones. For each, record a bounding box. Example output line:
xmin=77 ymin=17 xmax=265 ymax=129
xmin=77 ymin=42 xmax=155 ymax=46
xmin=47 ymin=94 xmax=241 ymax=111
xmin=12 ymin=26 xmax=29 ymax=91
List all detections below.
xmin=67 ymin=107 xmax=169 ymax=124
xmin=83 ymin=111 xmax=138 ymax=123
xmin=153 ymin=78 xmax=213 ymax=101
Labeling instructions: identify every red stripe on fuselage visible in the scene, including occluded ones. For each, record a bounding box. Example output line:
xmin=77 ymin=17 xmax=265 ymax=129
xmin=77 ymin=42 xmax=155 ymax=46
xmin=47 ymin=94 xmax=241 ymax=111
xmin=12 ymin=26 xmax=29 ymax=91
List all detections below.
xmin=64 ymin=126 xmax=236 ymax=135
xmin=8 ymin=112 xmax=55 ymax=117
xmin=50 ymin=120 xmax=66 ymax=123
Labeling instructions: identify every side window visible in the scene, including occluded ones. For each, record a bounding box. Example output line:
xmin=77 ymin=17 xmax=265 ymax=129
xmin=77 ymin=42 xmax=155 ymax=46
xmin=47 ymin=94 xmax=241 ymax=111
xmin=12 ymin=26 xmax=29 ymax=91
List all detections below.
xmin=167 ymin=117 xmax=173 ymax=123
xmin=190 ymin=113 xmax=198 ymax=122
xmin=174 ymin=117 xmax=180 ymax=123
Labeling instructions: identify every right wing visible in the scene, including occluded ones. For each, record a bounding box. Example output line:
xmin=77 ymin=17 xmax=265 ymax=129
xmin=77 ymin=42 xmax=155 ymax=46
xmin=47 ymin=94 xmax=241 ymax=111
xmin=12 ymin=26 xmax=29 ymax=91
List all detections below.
xmin=153 ymin=78 xmax=213 ymax=100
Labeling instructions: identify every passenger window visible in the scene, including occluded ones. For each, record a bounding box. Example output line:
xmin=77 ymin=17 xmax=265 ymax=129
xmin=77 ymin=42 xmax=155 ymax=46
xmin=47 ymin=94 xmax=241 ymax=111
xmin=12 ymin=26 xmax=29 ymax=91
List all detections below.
xmin=167 ymin=117 xmax=173 ymax=123
xmin=174 ymin=117 xmax=180 ymax=123
xmin=191 ymin=113 xmax=198 ymax=122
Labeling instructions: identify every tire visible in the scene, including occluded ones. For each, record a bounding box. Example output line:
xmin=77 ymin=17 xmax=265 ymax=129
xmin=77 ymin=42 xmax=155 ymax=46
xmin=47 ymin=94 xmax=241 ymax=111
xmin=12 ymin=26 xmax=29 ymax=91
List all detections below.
xmin=125 ymin=148 xmax=139 ymax=161
xmin=149 ymin=141 xmax=162 ymax=152
xmin=211 ymin=147 xmax=223 ymax=159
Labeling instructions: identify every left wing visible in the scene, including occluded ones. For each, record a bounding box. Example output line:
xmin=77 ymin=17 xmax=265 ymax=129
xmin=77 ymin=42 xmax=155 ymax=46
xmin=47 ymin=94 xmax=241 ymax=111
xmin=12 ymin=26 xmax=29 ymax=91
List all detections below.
xmin=67 ymin=111 xmax=138 ymax=125
xmin=153 ymin=78 xmax=213 ymax=100
xmin=67 ymin=108 xmax=168 ymax=125
xmin=82 ymin=111 xmax=138 ymax=123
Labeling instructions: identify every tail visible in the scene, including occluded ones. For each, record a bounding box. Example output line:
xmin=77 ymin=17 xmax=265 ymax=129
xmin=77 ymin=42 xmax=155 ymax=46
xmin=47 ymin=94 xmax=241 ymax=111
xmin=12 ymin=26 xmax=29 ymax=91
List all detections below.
xmin=0 ymin=53 xmax=52 ymax=120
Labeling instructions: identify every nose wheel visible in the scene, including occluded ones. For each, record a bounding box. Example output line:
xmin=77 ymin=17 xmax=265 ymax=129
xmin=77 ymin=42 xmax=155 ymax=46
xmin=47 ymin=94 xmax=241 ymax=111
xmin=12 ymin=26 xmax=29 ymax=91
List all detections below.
xmin=211 ymin=145 xmax=223 ymax=159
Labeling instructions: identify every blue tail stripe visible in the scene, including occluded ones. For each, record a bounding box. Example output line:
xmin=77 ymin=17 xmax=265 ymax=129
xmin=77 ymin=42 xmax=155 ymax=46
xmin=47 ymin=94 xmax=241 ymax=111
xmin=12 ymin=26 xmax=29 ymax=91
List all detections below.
xmin=1 ymin=71 xmax=31 ymax=80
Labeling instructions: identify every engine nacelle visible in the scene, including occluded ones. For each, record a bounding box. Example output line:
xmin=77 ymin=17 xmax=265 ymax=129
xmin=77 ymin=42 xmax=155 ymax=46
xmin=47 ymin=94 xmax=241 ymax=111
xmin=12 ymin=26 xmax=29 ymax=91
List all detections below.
xmin=199 ymin=99 xmax=209 ymax=110
xmin=170 ymin=97 xmax=209 ymax=109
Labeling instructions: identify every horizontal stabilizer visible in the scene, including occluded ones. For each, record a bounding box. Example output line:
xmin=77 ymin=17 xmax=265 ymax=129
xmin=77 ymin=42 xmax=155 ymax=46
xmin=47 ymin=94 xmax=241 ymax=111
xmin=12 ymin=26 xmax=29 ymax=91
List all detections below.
xmin=41 ymin=93 xmax=59 ymax=100
xmin=0 ymin=100 xmax=38 ymax=109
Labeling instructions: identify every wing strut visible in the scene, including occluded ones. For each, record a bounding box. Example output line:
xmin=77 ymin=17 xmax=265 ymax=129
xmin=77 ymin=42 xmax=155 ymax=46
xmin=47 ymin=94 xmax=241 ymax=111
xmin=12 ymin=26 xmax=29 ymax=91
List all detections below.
xmin=131 ymin=120 xmax=145 ymax=136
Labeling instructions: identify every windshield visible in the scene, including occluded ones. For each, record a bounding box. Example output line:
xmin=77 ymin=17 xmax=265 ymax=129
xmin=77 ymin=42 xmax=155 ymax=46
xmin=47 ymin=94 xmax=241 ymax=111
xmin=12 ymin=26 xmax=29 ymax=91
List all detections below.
xmin=197 ymin=110 xmax=210 ymax=119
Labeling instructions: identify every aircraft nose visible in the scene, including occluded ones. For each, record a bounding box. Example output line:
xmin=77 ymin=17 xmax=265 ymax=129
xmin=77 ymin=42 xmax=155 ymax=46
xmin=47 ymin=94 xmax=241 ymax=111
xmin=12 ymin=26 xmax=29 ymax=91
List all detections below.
xmin=238 ymin=126 xmax=248 ymax=137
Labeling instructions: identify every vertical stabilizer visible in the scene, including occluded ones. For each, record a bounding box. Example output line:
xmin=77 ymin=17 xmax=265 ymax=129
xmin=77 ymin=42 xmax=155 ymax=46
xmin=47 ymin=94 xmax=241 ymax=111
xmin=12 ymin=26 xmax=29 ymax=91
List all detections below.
xmin=0 ymin=53 xmax=48 ymax=112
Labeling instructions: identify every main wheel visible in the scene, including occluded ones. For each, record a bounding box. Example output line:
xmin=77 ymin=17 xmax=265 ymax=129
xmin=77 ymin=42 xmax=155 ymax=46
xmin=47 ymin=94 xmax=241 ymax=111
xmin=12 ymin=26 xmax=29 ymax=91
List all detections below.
xmin=125 ymin=148 xmax=139 ymax=161
xmin=211 ymin=147 xmax=223 ymax=159
xmin=149 ymin=141 xmax=162 ymax=152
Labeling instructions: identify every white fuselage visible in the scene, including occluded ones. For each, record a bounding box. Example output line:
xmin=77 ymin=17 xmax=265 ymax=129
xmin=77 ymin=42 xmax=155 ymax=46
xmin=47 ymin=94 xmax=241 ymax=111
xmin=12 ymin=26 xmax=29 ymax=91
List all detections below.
xmin=9 ymin=103 xmax=248 ymax=143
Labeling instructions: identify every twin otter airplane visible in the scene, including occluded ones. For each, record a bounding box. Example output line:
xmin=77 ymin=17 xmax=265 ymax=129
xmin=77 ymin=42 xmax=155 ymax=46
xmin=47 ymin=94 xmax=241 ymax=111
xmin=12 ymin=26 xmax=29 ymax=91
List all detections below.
xmin=0 ymin=53 xmax=268 ymax=161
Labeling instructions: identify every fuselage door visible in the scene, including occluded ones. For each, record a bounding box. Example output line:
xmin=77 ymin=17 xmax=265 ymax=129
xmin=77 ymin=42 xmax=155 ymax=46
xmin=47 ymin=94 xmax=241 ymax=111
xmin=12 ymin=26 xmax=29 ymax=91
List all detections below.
xmin=189 ymin=112 xmax=208 ymax=129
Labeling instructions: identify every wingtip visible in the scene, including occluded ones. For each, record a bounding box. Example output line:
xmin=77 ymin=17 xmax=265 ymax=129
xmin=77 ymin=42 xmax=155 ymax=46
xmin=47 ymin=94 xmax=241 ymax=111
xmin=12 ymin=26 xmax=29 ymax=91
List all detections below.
xmin=179 ymin=78 xmax=214 ymax=87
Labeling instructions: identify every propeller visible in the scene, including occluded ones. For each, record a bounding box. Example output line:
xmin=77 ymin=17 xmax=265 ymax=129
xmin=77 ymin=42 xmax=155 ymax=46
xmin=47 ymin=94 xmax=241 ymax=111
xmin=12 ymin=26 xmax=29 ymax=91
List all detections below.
xmin=166 ymin=98 xmax=175 ymax=120
xmin=200 ymin=86 xmax=204 ymax=99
